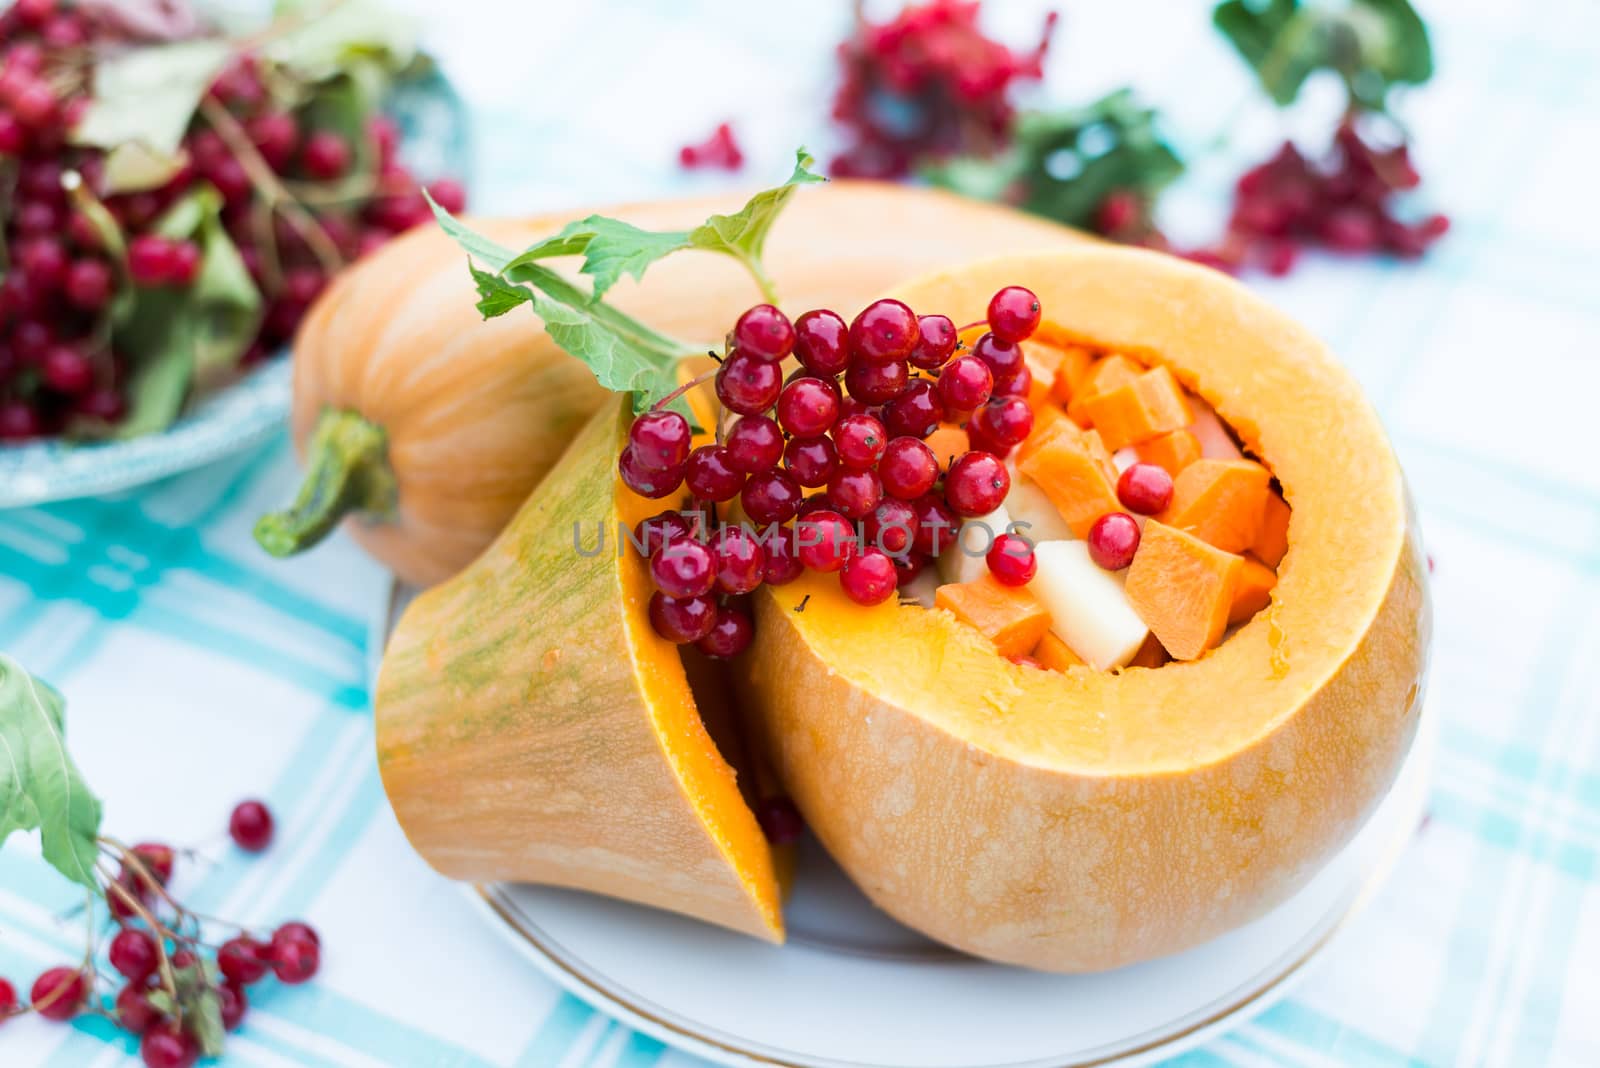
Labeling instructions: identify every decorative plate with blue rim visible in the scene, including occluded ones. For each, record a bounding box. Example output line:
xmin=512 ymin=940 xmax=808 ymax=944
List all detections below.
xmin=0 ymin=67 xmax=470 ymax=510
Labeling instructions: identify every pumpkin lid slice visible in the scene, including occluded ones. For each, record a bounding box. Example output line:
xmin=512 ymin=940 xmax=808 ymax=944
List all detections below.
xmin=375 ymin=399 xmax=783 ymax=942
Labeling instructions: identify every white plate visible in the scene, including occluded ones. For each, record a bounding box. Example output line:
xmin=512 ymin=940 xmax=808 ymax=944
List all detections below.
xmin=375 ymin=581 xmax=1433 ymax=1068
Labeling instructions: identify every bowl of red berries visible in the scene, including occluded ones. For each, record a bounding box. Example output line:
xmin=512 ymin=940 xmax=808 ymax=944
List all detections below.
xmin=0 ymin=0 xmax=470 ymax=507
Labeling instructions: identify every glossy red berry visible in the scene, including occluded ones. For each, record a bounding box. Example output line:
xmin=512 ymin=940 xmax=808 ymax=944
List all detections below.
xmin=42 ymin=345 xmax=93 ymax=395
xmin=795 ymin=510 xmax=859 ymax=573
xmin=969 ymin=397 xmax=1034 ymax=449
xmin=777 ymin=377 xmax=840 ymax=437
xmin=894 ymin=551 xmax=928 ymax=586
xmin=741 ymin=470 xmax=802 ymax=525
xmin=907 ymin=314 xmax=957 ymax=370
xmin=711 ymin=526 xmax=765 ymax=595
xmin=784 ymin=435 xmax=838 ymax=487
xmin=651 ymin=537 xmax=716 ymax=598
xmin=115 ymin=983 xmax=161 ymax=1035
xmin=945 ymin=451 xmax=1010 ymax=517
xmin=696 ymin=606 xmax=754 ymax=659
xmin=1117 ymin=463 xmax=1174 ymax=515
xmin=724 ymin=415 xmax=784 ymax=473
xmin=759 ymin=528 xmax=804 ymax=585
xmin=618 ymin=446 xmax=685 ymax=499
xmin=844 ymin=358 xmax=909 ymax=405
xmin=986 ymin=286 xmax=1041 ymax=342
xmin=848 ymin=298 xmax=918 ymax=363
xmin=911 ymin=494 xmax=959 ymax=557
xmin=685 ymin=444 xmax=745 ymax=502
xmin=863 ymin=498 xmax=919 ymax=556
xmin=827 ymin=468 xmax=883 ymax=520
xmin=1087 ymin=512 xmax=1141 ymax=570
xmin=169 ymin=241 xmax=201 ymax=286
xmin=881 ymin=379 xmax=944 ymax=439
xmin=126 ymin=843 xmax=174 ymax=894
xmin=30 ymin=967 xmax=85 ymax=1021
xmin=127 ymin=236 xmax=179 ymax=286
xmin=302 ymin=131 xmax=351 ymax=179
xmin=229 ymin=799 xmax=274 ymax=852
xmin=832 ymin=412 xmax=887 ymax=469
xmin=733 ymin=304 xmax=794 ymax=362
xmin=716 ymin=351 xmax=783 ymax=415
xmin=110 ymin=927 xmax=159 ymax=982
xmin=629 ymin=410 xmax=692 ymax=472
xmin=991 ymin=362 xmax=1031 ymax=399
xmin=937 ymin=354 xmax=992 ymax=411
xmin=633 ymin=510 xmax=696 ymax=557
xmin=793 ymin=309 xmax=850 ymax=375
xmin=987 ymin=534 xmax=1037 ymax=586
xmin=971 ymin=332 xmax=1023 ymax=380
xmin=649 ymin=592 xmax=718 ymax=643
xmin=840 ymin=548 xmax=898 ymax=605
xmin=218 ymin=936 xmax=271 ymax=985
xmin=878 ymin=437 xmax=939 ymax=500
xmin=272 ymin=921 xmax=321 ymax=948
xmin=0 ymin=976 xmax=16 ymax=1019
xmin=427 ymin=179 xmax=467 ymax=214
xmin=141 ymin=1020 xmax=200 ymax=1068
xmin=218 ymin=980 xmax=248 ymax=1031
xmin=64 ymin=258 xmax=113 ymax=310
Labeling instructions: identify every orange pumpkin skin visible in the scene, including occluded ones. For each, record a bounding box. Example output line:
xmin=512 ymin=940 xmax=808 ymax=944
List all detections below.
xmin=739 ymin=247 xmax=1431 ymax=972
xmin=288 ymin=183 xmax=1085 ymax=587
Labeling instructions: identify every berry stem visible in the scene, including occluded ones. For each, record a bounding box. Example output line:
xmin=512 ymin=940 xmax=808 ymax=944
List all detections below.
xmin=253 ymin=409 xmax=398 ymax=558
xmin=651 ymin=366 xmax=720 ymax=413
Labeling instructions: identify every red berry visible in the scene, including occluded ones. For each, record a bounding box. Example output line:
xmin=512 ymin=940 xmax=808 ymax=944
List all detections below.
xmin=757 ymin=797 xmax=804 ymax=844
xmin=795 ymin=510 xmax=859 ymax=572
xmin=844 ymin=358 xmax=909 ymax=405
xmin=711 ymin=526 xmax=765 ymax=595
xmin=696 ymin=606 xmax=754 ymax=658
xmin=273 ymin=921 xmax=320 ymax=948
xmin=302 ymin=131 xmax=351 ymax=180
xmin=863 ymin=497 xmax=918 ymax=556
xmin=911 ymin=494 xmax=959 ymax=557
xmin=651 ymin=537 xmax=716 ymax=598
xmin=127 ymin=236 xmax=178 ymax=286
xmin=987 ymin=534 xmax=1037 ymax=586
xmin=218 ymin=980 xmax=248 ymax=1030
xmin=42 ymin=345 xmax=93 ymax=395
xmin=0 ymin=976 xmax=16 ymax=1018
xmin=894 ymin=551 xmax=928 ymax=586
xmin=685 ymin=444 xmax=745 ymax=501
xmin=169 ymin=949 xmax=197 ymax=971
xmin=617 ymin=445 xmax=685 ymax=499
xmin=229 ymin=799 xmax=275 ymax=852
xmin=110 ymin=927 xmax=159 ymax=982
xmin=833 ymin=412 xmax=887 ymax=469
xmin=840 ymin=547 xmax=898 ymax=605
xmin=115 ymin=983 xmax=161 ymax=1035
xmin=720 ymin=415 xmax=780 ymax=474
xmin=937 ymin=354 xmax=993 ymax=411
xmin=991 ymin=362 xmax=1031 ymax=398
xmin=969 ymin=396 xmax=1033 ymax=449
xmin=793 ymin=309 xmax=850 ymax=375
xmin=907 ymin=314 xmax=957 ymax=370
xmin=1320 ymin=207 xmax=1378 ymax=253
xmin=881 ymin=378 xmax=944 ymax=439
xmin=784 ymin=435 xmax=838 ymax=487
xmin=1116 ymin=463 xmax=1173 ymax=515
xmin=716 ymin=351 xmax=783 ymax=415
xmin=971 ymin=332 xmax=1023 ymax=379
xmin=427 ymin=179 xmax=467 ymax=215
xmin=827 ymin=467 xmax=883 ymax=519
xmin=759 ymin=527 xmax=804 ymax=585
xmin=64 ymin=258 xmax=113 ymax=310
xmin=628 ymin=410 xmax=692 ymax=472
xmin=848 ymin=298 xmax=918 ymax=363
xmin=1095 ymin=190 xmax=1141 ymax=234
xmin=141 ymin=1020 xmax=200 ymax=1068
xmin=11 ymin=80 xmax=56 ymax=128
xmin=30 ymin=967 xmax=85 ymax=1021
xmin=1087 ymin=512 xmax=1141 ymax=570
xmin=733 ymin=304 xmax=794 ymax=362
xmin=16 ymin=235 xmax=66 ymax=290
xmin=75 ymin=388 xmax=128 ymax=424
xmin=741 ymin=470 xmax=802 ymax=525
xmin=218 ymin=936 xmax=270 ymax=985
xmin=878 ymin=436 xmax=939 ymax=500
xmin=777 ymin=376 xmax=840 ymax=437
xmin=0 ymin=111 xmax=25 ymax=154
xmin=248 ymin=111 xmax=299 ymax=170
xmin=648 ymin=592 xmax=718 ymax=643
xmin=945 ymin=451 xmax=1010 ymax=517
xmin=986 ymin=286 xmax=1041 ymax=343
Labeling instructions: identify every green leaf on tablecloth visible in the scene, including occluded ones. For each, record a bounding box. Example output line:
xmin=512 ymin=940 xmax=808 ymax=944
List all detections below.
xmin=0 ymin=655 xmax=103 ymax=890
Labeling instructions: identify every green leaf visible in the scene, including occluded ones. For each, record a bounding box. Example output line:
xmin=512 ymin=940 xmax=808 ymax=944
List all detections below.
xmin=70 ymin=39 xmax=232 ymax=189
xmin=560 ymin=217 xmax=691 ymax=300
xmin=265 ymin=0 xmax=418 ymax=83
xmin=685 ymin=149 xmax=825 ymax=301
xmin=0 ymin=655 xmax=103 ymax=890
xmin=469 ymin=265 xmax=535 ymax=317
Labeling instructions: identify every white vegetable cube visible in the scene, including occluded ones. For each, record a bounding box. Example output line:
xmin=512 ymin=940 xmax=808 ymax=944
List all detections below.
xmin=937 ymin=505 xmax=1011 ymax=587
xmin=1004 ymin=475 xmax=1075 ymax=544
xmin=899 ymin=568 xmax=940 ymax=609
xmin=1030 ymin=540 xmax=1149 ymax=670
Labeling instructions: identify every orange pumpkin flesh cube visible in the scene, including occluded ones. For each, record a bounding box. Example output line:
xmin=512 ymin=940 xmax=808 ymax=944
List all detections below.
xmin=1017 ymin=423 xmax=1121 ymax=538
xmin=1066 ymin=353 xmax=1142 ymax=425
xmin=935 ymin=575 xmax=1052 ymax=660
xmin=1078 ymin=366 xmax=1195 ymax=451
xmin=1229 ymin=554 xmax=1278 ymax=623
xmin=1126 ymin=633 xmax=1170 ymax=669
xmin=1159 ymin=458 xmax=1272 ymax=553
xmin=1030 ymin=343 xmax=1094 ymax=405
xmin=924 ymin=424 xmax=970 ymax=470
xmin=1032 ymin=630 xmax=1084 ymax=672
xmin=1125 ymin=521 xmax=1244 ymax=661
xmin=1016 ymin=415 xmax=1071 ymax=465
xmin=1135 ymin=428 xmax=1202 ymax=479
xmin=1254 ymin=489 xmax=1290 ymax=567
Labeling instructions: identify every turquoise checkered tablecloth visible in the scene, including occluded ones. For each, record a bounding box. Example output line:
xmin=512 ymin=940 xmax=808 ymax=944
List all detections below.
xmin=3 ymin=1 xmax=1598 ymax=1064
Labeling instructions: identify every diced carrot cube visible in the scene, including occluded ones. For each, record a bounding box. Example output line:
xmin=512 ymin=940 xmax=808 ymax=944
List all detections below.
xmin=1078 ymin=366 xmax=1194 ymax=451
xmin=1125 ymin=521 xmax=1244 ymax=661
xmin=1229 ymin=554 xmax=1278 ymax=623
xmin=924 ymin=424 xmax=969 ymax=470
xmin=1066 ymin=353 xmax=1143 ymax=425
xmin=1126 ymin=633 xmax=1170 ymax=669
xmin=1186 ymin=397 xmax=1243 ymax=460
xmin=1253 ymin=490 xmax=1290 ymax=567
xmin=1017 ymin=423 xmax=1121 ymax=538
xmin=1159 ymin=458 xmax=1271 ymax=553
xmin=1135 ymin=429 xmax=1202 ymax=479
xmin=935 ymin=575 xmax=1052 ymax=659
xmin=1032 ymin=630 xmax=1084 ymax=672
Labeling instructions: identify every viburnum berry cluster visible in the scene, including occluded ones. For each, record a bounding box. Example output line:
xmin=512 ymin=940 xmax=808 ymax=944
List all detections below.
xmin=678 ymin=122 xmax=744 ymax=171
xmin=830 ymin=0 xmax=1057 ymax=179
xmin=0 ymin=0 xmax=464 ymax=442
xmin=620 ymin=285 xmax=1052 ymax=656
xmin=0 ymin=798 xmax=320 ymax=1068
